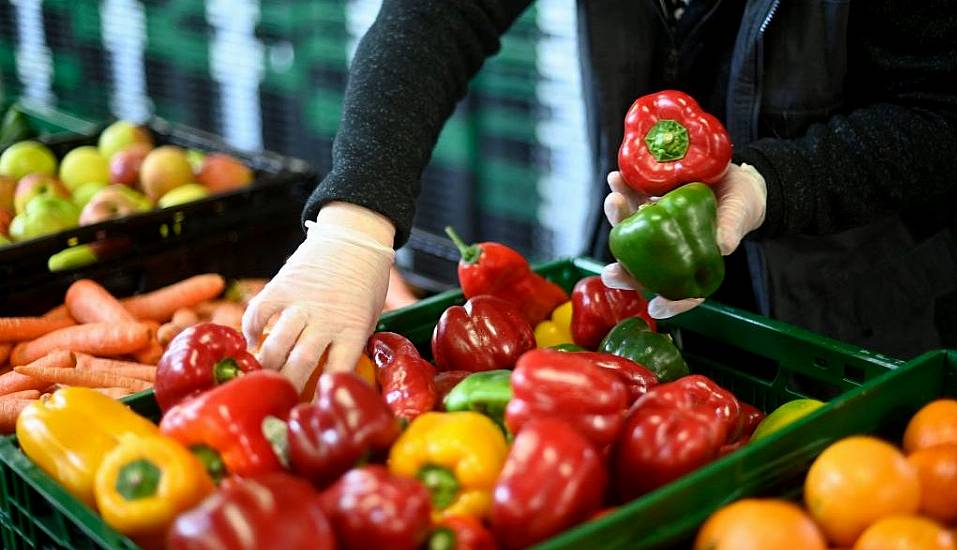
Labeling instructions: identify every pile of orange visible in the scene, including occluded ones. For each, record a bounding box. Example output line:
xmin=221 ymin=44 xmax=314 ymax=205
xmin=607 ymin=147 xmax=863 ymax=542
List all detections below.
xmin=694 ymin=399 xmax=957 ymax=550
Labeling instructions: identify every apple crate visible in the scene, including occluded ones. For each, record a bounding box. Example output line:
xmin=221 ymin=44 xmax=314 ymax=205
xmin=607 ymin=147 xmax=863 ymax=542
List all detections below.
xmin=0 ymin=114 xmax=316 ymax=316
xmin=0 ymin=258 xmax=905 ymax=550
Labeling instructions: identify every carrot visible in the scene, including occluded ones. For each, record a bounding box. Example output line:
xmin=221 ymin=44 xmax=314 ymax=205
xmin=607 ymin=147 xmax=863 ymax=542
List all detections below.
xmin=44 ymin=304 xmax=74 ymax=321
xmin=0 ymin=390 xmax=41 ymax=400
xmin=14 ymin=366 xmax=151 ymax=392
xmin=0 ymin=343 xmax=10 ymax=366
xmin=92 ymin=387 xmax=134 ymax=399
xmin=65 ymin=279 xmax=136 ymax=324
xmin=211 ymin=302 xmax=244 ymax=331
xmin=0 ymin=351 xmax=75 ymax=395
xmin=0 ymin=316 xmax=75 ymax=342
xmin=123 ymin=274 xmax=226 ymax=322
xmin=158 ymin=308 xmax=201 ymax=345
xmin=0 ymin=399 xmax=34 ymax=434
xmin=193 ymin=302 xmax=218 ymax=318
xmin=10 ymin=323 xmax=151 ymax=366
xmin=131 ymin=321 xmax=162 ymax=365
xmin=75 ymin=353 xmax=157 ymax=382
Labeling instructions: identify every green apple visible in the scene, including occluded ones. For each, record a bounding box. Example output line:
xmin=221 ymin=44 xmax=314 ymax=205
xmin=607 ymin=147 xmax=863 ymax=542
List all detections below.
xmin=751 ymin=399 xmax=825 ymax=441
xmin=59 ymin=146 xmax=110 ymax=192
xmin=0 ymin=233 xmax=10 ymax=246
xmin=158 ymin=183 xmax=209 ymax=208
xmin=79 ymin=184 xmax=152 ymax=225
xmin=98 ymin=120 xmax=153 ymax=160
xmin=0 ymin=141 xmax=57 ymax=180
xmin=48 ymin=244 xmax=98 ymax=272
xmin=9 ymin=195 xmax=80 ymax=241
xmin=14 ymin=174 xmax=70 ymax=214
xmin=72 ymin=181 xmax=109 ymax=209
xmin=186 ymin=149 xmax=206 ymax=173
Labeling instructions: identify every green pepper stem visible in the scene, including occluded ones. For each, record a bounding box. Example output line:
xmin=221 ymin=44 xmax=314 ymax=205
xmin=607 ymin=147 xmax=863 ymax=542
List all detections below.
xmin=444 ymin=226 xmax=482 ymax=265
xmin=428 ymin=528 xmax=456 ymax=550
xmin=191 ymin=445 xmax=226 ymax=484
xmin=417 ymin=464 xmax=460 ymax=510
xmin=644 ymin=119 xmax=690 ymax=162
xmin=115 ymin=459 xmax=162 ymax=501
xmin=213 ymin=358 xmax=242 ymax=385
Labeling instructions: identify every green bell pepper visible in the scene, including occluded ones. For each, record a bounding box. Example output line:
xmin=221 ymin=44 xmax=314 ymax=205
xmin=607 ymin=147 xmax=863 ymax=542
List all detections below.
xmin=599 ymin=317 xmax=689 ymax=382
xmin=442 ymin=370 xmax=512 ymax=429
xmin=549 ymin=343 xmax=587 ymax=352
xmin=609 ymin=182 xmax=724 ymax=300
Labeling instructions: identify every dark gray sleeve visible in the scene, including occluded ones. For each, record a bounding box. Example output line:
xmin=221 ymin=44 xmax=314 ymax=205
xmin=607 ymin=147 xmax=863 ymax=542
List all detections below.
xmin=734 ymin=0 xmax=957 ymax=238
xmin=302 ymin=0 xmax=533 ymax=246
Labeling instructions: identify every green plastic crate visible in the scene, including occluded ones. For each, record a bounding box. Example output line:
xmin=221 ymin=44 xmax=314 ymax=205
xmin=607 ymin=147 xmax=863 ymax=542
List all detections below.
xmin=0 ymin=258 xmax=905 ymax=549
xmin=1 ymin=100 xmax=99 ymax=141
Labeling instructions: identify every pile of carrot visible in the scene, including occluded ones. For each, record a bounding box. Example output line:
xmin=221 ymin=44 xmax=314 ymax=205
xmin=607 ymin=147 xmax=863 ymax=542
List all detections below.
xmin=0 ymin=274 xmax=231 ymax=433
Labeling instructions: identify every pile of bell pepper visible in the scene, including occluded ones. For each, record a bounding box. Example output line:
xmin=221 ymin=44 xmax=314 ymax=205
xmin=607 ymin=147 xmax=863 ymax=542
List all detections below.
xmin=14 ymin=227 xmax=771 ymax=550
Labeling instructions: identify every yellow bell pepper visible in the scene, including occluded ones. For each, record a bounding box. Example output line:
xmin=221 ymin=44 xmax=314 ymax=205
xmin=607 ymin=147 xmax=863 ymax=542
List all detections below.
xmin=388 ymin=412 xmax=507 ymax=521
xmin=534 ymin=301 xmax=574 ymax=348
xmin=16 ymin=387 xmax=160 ymax=507
xmin=355 ymin=353 xmax=378 ymax=390
xmin=95 ymin=434 xmax=214 ymax=543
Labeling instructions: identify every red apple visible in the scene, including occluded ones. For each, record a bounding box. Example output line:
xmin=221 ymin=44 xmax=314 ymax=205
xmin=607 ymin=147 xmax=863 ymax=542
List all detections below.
xmin=79 ymin=185 xmax=151 ymax=226
xmin=0 ymin=175 xmax=16 ymax=212
xmin=140 ymin=146 xmax=193 ymax=201
xmin=14 ymin=174 xmax=70 ymax=214
xmin=109 ymin=142 xmax=152 ymax=186
xmin=0 ymin=208 xmax=12 ymax=237
xmin=197 ymin=154 xmax=253 ymax=194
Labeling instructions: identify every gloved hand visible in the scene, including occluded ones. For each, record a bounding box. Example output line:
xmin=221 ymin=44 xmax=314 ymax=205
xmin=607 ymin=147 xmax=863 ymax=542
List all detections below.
xmin=602 ymin=163 xmax=767 ymax=319
xmin=242 ymin=201 xmax=396 ymax=391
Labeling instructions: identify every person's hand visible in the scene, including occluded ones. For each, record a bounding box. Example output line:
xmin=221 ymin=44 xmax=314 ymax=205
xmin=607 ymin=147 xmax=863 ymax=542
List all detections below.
xmin=602 ymin=163 xmax=767 ymax=318
xmin=384 ymin=266 xmax=419 ymax=312
xmin=242 ymin=202 xmax=395 ymax=391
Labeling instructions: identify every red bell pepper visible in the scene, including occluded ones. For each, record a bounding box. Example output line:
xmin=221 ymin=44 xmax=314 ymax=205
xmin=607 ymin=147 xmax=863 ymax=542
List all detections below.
xmin=167 ymin=472 xmax=337 ymax=550
xmin=564 ymin=350 xmax=658 ymax=405
xmin=428 ymin=516 xmax=500 ymax=550
xmin=434 ymin=370 xmax=472 ymax=409
xmin=154 ymin=323 xmax=261 ymax=412
xmin=570 ymin=276 xmax=656 ymax=349
xmin=320 ymin=465 xmax=432 ymax=550
xmin=613 ymin=375 xmax=740 ymax=500
xmin=719 ymin=401 xmax=764 ymax=457
xmin=288 ymin=372 xmax=400 ymax=488
xmin=159 ymin=370 xmax=298 ymax=479
xmin=432 ymin=295 xmax=535 ymax=373
xmin=367 ymin=332 xmax=437 ymax=421
xmin=491 ymin=418 xmax=606 ymax=549
xmin=445 ymin=227 xmax=568 ymax=326
xmin=505 ymin=349 xmax=627 ymax=448
xmin=618 ymin=90 xmax=732 ymax=196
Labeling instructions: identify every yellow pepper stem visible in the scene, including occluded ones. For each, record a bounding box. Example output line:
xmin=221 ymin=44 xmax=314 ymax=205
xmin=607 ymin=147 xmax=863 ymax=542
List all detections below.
xmin=115 ymin=459 xmax=162 ymax=500
xmin=417 ymin=464 xmax=460 ymax=510
xmin=190 ymin=444 xmax=226 ymax=484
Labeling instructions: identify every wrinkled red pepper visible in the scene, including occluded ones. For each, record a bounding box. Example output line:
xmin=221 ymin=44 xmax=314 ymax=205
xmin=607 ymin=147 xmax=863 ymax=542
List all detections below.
xmin=570 ymin=276 xmax=656 ymax=349
xmin=564 ymin=350 xmax=658 ymax=405
xmin=434 ymin=370 xmax=472 ymax=410
xmin=167 ymin=473 xmax=337 ymax=550
xmin=445 ymin=227 xmax=568 ymax=326
xmin=491 ymin=418 xmax=606 ymax=549
xmin=159 ymin=370 xmax=298 ymax=479
xmin=428 ymin=516 xmax=500 ymax=550
xmin=613 ymin=375 xmax=740 ymax=500
xmin=367 ymin=332 xmax=437 ymax=421
xmin=288 ymin=372 xmax=400 ymax=488
xmin=505 ymin=349 xmax=628 ymax=448
xmin=155 ymin=323 xmax=261 ymax=412
xmin=432 ymin=296 xmax=535 ymax=373
xmin=320 ymin=465 xmax=432 ymax=550
xmin=618 ymin=90 xmax=732 ymax=196
xmin=719 ymin=401 xmax=764 ymax=457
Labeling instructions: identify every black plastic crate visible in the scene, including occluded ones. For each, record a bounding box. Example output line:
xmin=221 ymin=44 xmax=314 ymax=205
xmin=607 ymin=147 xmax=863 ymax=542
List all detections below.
xmin=0 ymin=117 xmax=316 ymax=315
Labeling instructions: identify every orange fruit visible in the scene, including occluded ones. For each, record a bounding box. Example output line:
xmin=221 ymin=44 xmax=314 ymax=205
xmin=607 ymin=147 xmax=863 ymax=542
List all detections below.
xmin=694 ymin=499 xmax=827 ymax=550
xmin=908 ymin=444 xmax=957 ymax=524
xmin=853 ymin=515 xmax=956 ymax=550
xmin=804 ymin=436 xmax=920 ymax=547
xmin=905 ymin=400 xmax=957 ymax=453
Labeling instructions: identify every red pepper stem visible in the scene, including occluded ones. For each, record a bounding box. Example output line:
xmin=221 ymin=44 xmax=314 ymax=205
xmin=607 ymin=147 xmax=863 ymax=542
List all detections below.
xmin=644 ymin=119 xmax=690 ymax=162
xmin=115 ymin=459 xmax=162 ymax=501
xmin=213 ymin=358 xmax=242 ymax=385
xmin=428 ymin=527 xmax=456 ymax=550
xmin=417 ymin=464 xmax=460 ymax=510
xmin=444 ymin=226 xmax=482 ymax=265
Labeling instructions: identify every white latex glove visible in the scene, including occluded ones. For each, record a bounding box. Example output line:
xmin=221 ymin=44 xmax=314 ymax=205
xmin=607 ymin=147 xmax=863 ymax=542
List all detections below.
xmin=242 ymin=201 xmax=396 ymax=391
xmin=602 ymin=163 xmax=767 ymax=319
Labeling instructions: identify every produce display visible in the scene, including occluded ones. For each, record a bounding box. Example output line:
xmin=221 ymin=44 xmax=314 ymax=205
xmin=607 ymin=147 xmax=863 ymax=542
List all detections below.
xmin=0 ymin=119 xmax=254 ymax=248
xmin=694 ymin=400 xmax=957 ymax=550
